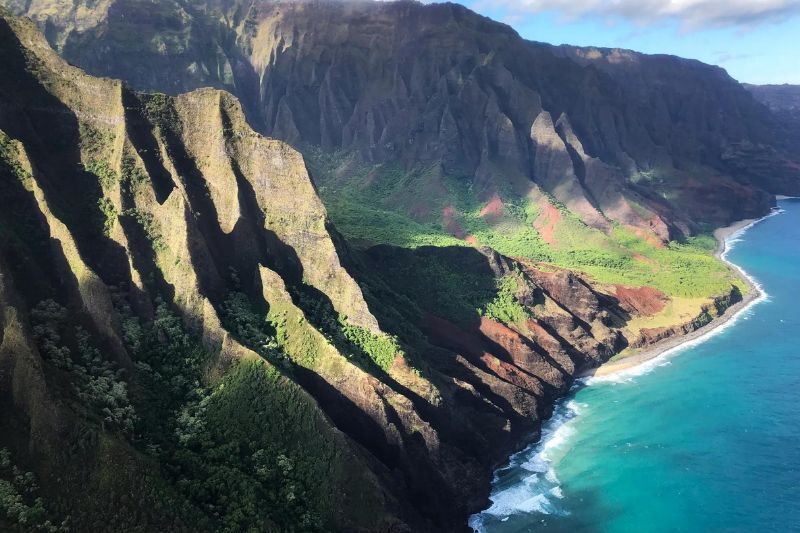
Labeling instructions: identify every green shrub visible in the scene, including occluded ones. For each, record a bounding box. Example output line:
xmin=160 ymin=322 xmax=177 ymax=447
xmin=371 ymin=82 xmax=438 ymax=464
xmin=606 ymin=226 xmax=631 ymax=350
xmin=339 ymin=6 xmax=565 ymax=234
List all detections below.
xmin=480 ymin=273 xmax=531 ymax=327
xmin=0 ymin=449 xmax=67 ymax=532
xmin=220 ymin=292 xmax=286 ymax=367
xmin=31 ymin=300 xmax=136 ymax=433
xmin=123 ymin=208 xmax=166 ymax=252
xmin=120 ymin=156 xmax=148 ymax=186
xmin=117 ymin=297 xmax=330 ymax=531
xmin=338 ymin=319 xmax=400 ymax=371
xmin=97 ymin=197 xmax=117 ymax=236
xmin=85 ymin=159 xmax=118 ymax=189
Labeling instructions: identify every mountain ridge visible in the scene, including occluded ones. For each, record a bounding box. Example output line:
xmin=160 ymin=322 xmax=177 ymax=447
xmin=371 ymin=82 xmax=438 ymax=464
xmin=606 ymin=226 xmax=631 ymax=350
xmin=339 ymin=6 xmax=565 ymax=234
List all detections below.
xmin=0 ymin=3 xmax=797 ymax=531
xmin=9 ymin=0 xmax=798 ymax=239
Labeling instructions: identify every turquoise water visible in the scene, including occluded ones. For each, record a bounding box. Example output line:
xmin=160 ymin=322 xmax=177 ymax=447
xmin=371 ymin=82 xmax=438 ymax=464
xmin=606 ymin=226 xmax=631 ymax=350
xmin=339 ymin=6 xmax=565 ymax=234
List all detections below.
xmin=471 ymin=199 xmax=800 ymax=533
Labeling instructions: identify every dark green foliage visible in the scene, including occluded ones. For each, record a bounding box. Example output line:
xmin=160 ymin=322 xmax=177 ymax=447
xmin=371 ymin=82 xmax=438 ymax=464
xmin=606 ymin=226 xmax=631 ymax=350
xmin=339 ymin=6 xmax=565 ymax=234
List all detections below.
xmin=480 ymin=273 xmax=531 ymax=327
xmin=31 ymin=300 xmax=136 ymax=432
xmin=292 ymin=286 xmax=400 ymax=372
xmin=122 ymin=208 xmax=166 ymax=252
xmin=338 ymin=319 xmax=400 ymax=371
xmin=30 ymin=300 xmax=72 ymax=368
xmin=119 ymin=298 xmax=331 ymax=531
xmin=143 ymin=93 xmax=180 ymax=132
xmin=0 ymin=449 xmax=67 ymax=532
xmin=73 ymin=327 xmax=136 ymax=432
xmin=220 ymin=292 xmax=281 ymax=361
xmin=96 ymin=197 xmax=117 ymax=236
xmin=366 ymin=248 xmax=500 ymax=328
xmin=120 ymin=155 xmax=148 ymax=186
xmin=693 ymin=309 xmax=714 ymax=328
xmin=77 ymin=122 xmax=113 ymax=157
xmin=84 ymin=159 xmax=118 ymax=189
xmin=120 ymin=299 xmax=212 ymax=442
xmin=0 ymin=130 xmax=30 ymax=183
xmin=169 ymin=363 xmax=329 ymax=532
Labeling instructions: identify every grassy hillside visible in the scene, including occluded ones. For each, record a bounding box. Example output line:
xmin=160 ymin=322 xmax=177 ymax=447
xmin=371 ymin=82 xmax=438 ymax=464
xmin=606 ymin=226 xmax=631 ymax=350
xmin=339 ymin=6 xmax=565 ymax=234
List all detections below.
xmin=308 ymin=151 xmax=744 ymax=299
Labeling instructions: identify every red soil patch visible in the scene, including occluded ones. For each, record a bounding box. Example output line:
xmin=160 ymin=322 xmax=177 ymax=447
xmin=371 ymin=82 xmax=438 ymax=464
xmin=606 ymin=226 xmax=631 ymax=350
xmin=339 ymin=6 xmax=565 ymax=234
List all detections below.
xmin=441 ymin=205 xmax=466 ymax=239
xmin=464 ymin=235 xmax=479 ymax=245
xmin=478 ymin=317 xmax=570 ymax=384
xmin=478 ymin=317 xmax=533 ymax=365
xmin=479 ymin=194 xmax=504 ymax=224
xmin=613 ymin=285 xmax=668 ymax=316
xmin=534 ymin=203 xmax=562 ymax=245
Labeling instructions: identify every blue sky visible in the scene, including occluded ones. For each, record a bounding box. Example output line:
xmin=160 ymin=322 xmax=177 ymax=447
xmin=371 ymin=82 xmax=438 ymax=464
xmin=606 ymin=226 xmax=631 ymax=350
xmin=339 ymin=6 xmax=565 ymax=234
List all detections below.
xmin=461 ymin=0 xmax=800 ymax=84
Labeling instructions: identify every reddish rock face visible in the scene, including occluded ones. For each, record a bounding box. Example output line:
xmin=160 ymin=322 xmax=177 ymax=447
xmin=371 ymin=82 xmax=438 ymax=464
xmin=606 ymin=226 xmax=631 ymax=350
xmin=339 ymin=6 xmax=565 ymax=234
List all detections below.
xmin=441 ymin=205 xmax=467 ymax=239
xmin=534 ymin=202 xmax=562 ymax=245
xmin=479 ymin=195 xmax=504 ymax=224
xmin=614 ymin=285 xmax=669 ymax=316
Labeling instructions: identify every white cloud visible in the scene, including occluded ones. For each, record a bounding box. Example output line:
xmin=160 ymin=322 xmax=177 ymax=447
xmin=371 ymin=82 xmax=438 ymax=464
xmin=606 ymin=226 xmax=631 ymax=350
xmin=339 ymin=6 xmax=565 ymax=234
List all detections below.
xmin=477 ymin=0 xmax=800 ymax=29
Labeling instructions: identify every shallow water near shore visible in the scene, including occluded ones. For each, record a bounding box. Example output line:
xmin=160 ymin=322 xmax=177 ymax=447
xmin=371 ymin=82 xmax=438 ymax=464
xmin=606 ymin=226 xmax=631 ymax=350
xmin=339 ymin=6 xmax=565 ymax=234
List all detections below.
xmin=470 ymin=199 xmax=800 ymax=533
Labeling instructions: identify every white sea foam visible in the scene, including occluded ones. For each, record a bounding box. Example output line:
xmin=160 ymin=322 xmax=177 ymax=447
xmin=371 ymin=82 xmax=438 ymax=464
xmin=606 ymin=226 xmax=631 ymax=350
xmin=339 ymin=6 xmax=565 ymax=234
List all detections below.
xmin=469 ymin=395 xmax=583 ymax=531
xmin=584 ymin=208 xmax=783 ymax=386
xmin=468 ymin=208 xmax=785 ymax=532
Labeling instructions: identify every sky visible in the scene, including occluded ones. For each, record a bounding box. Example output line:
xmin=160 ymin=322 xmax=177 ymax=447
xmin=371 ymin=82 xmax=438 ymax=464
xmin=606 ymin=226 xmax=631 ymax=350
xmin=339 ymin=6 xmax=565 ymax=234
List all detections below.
xmin=460 ymin=0 xmax=800 ymax=84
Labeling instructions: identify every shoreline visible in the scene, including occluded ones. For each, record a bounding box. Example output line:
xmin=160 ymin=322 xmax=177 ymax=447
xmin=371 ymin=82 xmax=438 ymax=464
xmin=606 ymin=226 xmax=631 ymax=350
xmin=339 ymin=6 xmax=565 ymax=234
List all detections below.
xmin=582 ymin=216 xmax=765 ymax=378
xmin=469 ymin=208 xmax=782 ymax=530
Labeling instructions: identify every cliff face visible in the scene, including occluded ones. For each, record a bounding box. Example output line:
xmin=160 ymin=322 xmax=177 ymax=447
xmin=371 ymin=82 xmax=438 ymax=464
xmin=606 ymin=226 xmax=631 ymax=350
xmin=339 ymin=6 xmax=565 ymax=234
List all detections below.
xmin=745 ymin=84 xmax=800 ymax=113
xmin=6 ymin=0 xmax=799 ymax=237
xmin=0 ymin=4 xmax=790 ymax=532
xmin=0 ymin=9 xmax=734 ymax=531
xmin=744 ymin=84 xmax=800 ymax=165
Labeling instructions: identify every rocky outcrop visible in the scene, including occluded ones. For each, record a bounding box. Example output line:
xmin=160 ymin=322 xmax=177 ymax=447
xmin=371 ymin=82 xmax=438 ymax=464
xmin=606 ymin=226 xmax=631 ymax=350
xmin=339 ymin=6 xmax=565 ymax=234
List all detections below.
xmin=629 ymin=286 xmax=743 ymax=348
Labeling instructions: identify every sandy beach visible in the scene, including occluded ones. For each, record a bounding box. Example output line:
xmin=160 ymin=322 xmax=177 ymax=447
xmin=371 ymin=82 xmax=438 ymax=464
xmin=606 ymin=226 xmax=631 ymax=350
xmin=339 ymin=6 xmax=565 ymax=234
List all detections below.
xmin=584 ymin=217 xmax=762 ymax=378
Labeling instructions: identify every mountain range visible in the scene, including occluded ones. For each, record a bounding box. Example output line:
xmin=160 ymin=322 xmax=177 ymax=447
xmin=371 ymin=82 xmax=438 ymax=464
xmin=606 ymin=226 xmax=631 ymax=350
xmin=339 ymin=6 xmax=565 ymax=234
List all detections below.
xmin=0 ymin=1 xmax=797 ymax=531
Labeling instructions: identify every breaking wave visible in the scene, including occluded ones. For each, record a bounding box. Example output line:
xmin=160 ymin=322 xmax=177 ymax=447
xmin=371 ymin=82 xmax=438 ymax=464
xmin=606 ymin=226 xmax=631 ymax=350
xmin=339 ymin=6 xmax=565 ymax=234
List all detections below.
xmin=468 ymin=208 xmax=784 ymax=532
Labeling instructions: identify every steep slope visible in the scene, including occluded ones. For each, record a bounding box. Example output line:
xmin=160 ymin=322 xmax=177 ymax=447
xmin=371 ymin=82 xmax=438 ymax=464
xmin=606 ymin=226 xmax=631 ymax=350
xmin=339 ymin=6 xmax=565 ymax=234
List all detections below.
xmin=745 ymin=84 xmax=800 ymax=113
xmin=7 ymin=0 xmax=799 ymax=235
xmin=744 ymin=83 xmax=800 ymax=161
xmin=5 ymin=0 xmax=798 ymax=317
xmin=0 ymin=8 xmax=754 ymax=531
xmin=0 ymin=8 xmax=409 ymax=531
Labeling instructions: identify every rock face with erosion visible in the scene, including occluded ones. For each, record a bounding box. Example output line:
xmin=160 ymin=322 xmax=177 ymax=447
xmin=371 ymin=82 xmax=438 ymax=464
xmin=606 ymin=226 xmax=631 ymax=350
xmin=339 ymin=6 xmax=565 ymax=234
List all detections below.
xmin=0 ymin=4 xmax=788 ymax=532
xmin=6 ymin=0 xmax=799 ymax=236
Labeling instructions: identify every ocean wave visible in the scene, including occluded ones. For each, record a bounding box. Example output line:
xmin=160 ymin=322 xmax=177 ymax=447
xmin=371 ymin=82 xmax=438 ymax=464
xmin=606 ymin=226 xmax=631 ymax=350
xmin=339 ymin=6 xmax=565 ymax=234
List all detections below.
xmin=468 ymin=208 xmax=785 ymax=532
xmin=468 ymin=399 xmax=584 ymax=531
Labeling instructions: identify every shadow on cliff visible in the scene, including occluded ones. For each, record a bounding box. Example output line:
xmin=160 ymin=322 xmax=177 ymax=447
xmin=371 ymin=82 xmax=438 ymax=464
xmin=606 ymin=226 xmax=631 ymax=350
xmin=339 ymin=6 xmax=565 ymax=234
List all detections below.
xmin=0 ymin=18 xmax=135 ymax=293
xmin=0 ymin=18 xmax=150 ymax=370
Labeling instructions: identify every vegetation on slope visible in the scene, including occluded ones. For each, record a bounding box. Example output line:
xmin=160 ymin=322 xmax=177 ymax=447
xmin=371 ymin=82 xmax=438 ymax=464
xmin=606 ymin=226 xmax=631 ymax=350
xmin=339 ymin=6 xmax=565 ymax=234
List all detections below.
xmin=0 ymin=449 xmax=66 ymax=532
xmin=309 ymin=152 xmax=743 ymax=299
xmin=119 ymin=298 xmax=339 ymax=531
xmin=481 ymin=273 xmax=531 ymax=328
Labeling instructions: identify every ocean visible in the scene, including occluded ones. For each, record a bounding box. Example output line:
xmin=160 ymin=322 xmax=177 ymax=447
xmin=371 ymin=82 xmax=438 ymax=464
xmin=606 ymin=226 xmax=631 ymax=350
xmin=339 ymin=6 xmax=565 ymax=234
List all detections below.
xmin=470 ymin=199 xmax=800 ymax=533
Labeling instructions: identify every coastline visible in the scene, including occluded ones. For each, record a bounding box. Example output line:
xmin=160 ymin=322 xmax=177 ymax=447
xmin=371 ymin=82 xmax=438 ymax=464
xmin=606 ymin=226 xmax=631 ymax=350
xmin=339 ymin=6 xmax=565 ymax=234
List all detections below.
xmin=583 ymin=216 xmax=764 ymax=378
xmin=469 ymin=208 xmax=785 ymax=530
